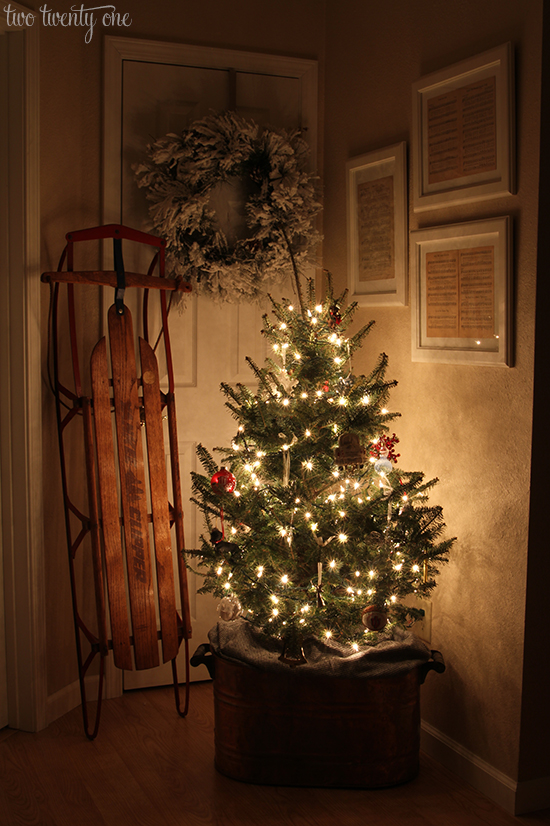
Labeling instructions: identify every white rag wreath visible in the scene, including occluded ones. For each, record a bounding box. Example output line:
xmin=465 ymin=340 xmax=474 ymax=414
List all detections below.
xmin=134 ymin=110 xmax=321 ymax=303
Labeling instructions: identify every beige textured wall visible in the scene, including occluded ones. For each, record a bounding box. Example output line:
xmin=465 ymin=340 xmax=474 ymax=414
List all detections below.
xmin=40 ymin=0 xmax=327 ymax=696
xmin=323 ymin=0 xmax=542 ymax=780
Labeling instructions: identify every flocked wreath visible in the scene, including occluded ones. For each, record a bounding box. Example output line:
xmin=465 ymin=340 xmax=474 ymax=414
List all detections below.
xmin=134 ymin=110 xmax=321 ymax=304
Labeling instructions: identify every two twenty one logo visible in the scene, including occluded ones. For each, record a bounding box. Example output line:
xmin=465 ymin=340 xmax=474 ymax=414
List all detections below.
xmin=3 ymin=4 xmax=132 ymax=43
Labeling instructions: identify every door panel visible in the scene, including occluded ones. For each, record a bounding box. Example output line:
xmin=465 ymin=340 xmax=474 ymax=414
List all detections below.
xmin=236 ymin=72 xmax=302 ymax=129
xmin=103 ymin=40 xmax=318 ymax=688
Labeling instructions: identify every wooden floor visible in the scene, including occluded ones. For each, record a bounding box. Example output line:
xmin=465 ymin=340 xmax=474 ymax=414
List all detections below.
xmin=0 ymin=682 xmax=549 ymax=826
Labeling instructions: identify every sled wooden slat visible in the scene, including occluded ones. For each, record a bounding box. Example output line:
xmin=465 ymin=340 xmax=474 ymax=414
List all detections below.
xmin=108 ymin=305 xmax=159 ymax=671
xmin=42 ymin=270 xmax=192 ymax=292
xmin=140 ymin=337 xmax=179 ymax=663
xmin=90 ymin=338 xmax=133 ymax=671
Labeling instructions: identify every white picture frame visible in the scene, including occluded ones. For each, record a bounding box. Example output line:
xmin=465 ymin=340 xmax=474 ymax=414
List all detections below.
xmin=346 ymin=142 xmax=408 ymax=306
xmin=412 ymin=43 xmax=515 ymax=212
xmin=410 ymin=217 xmax=512 ymax=366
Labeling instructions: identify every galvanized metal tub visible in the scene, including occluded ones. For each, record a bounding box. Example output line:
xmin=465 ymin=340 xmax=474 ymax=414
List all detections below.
xmin=210 ymin=651 xmax=443 ymax=788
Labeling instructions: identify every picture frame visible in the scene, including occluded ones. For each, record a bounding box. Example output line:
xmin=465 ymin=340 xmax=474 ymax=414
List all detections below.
xmin=410 ymin=217 xmax=512 ymax=366
xmin=412 ymin=43 xmax=514 ymax=212
xmin=346 ymin=141 xmax=407 ymax=306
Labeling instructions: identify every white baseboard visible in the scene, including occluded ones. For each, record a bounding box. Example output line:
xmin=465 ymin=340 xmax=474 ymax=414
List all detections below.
xmin=46 ymin=677 xmax=98 ymax=727
xmin=515 ymin=775 xmax=550 ymax=816
xmin=421 ymin=720 xmax=550 ymax=815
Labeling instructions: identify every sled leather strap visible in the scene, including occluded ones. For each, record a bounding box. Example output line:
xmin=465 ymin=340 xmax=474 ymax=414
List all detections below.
xmin=113 ymin=237 xmax=126 ymax=314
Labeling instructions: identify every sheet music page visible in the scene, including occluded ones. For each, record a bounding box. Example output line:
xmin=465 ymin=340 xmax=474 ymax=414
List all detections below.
xmin=357 ymin=175 xmax=394 ymax=281
xmin=426 ymin=245 xmax=495 ymax=339
xmin=458 ymin=246 xmax=495 ymax=338
xmin=426 ymin=249 xmax=460 ymax=338
xmin=427 ymin=76 xmax=497 ymax=185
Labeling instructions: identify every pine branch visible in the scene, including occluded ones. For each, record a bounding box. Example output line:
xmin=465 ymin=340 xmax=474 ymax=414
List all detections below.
xmin=195 ymin=444 xmax=219 ymax=477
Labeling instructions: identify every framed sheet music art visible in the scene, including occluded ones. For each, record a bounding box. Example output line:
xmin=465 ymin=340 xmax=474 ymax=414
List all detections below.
xmin=346 ymin=142 xmax=407 ymax=306
xmin=410 ymin=217 xmax=512 ymax=366
xmin=412 ymin=43 xmax=514 ymax=211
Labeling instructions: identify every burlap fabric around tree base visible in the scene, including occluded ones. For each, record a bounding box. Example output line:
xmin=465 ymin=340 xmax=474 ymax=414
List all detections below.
xmin=208 ymin=618 xmax=432 ymax=678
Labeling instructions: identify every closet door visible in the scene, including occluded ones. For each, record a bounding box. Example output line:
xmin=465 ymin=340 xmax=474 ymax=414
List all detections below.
xmin=103 ymin=38 xmax=318 ymax=687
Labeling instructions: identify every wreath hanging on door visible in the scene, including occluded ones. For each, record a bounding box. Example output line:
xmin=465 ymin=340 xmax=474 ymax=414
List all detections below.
xmin=134 ymin=110 xmax=321 ymax=304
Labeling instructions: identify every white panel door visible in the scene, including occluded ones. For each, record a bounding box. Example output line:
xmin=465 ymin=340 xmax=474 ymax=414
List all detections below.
xmin=103 ymin=39 xmax=318 ymax=687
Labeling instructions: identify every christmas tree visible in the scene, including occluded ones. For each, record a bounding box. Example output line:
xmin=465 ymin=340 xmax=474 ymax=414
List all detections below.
xmin=189 ymin=276 xmax=453 ymax=662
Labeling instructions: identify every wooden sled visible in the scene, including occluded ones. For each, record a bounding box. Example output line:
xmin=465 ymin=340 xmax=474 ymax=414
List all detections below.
xmin=42 ymin=225 xmax=193 ymax=739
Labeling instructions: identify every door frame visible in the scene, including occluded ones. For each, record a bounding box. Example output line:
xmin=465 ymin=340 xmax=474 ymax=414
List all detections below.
xmin=0 ymin=6 xmax=45 ymax=731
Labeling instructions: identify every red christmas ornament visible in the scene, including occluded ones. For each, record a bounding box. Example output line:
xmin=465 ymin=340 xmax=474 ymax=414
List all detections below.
xmin=329 ymin=304 xmax=342 ymax=328
xmin=210 ymin=467 xmax=236 ymax=495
